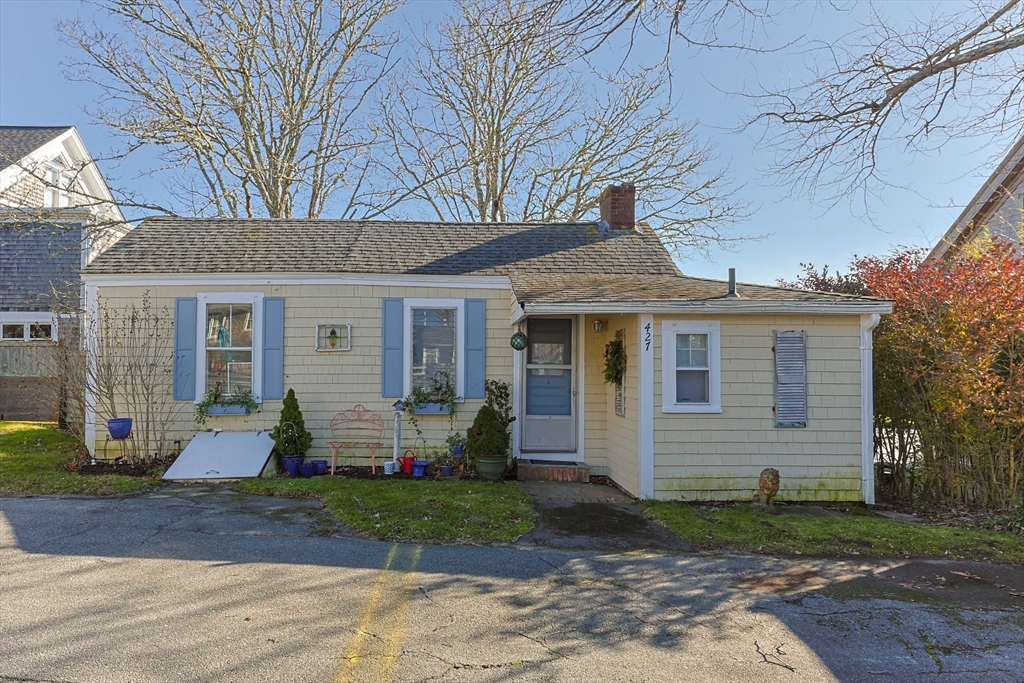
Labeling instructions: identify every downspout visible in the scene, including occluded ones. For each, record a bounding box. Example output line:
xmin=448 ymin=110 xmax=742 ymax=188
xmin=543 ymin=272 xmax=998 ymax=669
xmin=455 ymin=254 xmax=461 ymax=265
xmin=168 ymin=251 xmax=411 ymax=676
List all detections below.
xmin=860 ymin=313 xmax=881 ymax=504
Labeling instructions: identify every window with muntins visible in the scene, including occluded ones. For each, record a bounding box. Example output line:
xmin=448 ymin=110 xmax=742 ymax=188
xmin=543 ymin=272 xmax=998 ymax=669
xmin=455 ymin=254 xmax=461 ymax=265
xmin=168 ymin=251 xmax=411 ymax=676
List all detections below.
xmin=43 ymin=163 xmax=71 ymax=208
xmin=411 ymin=307 xmax=457 ymax=391
xmin=662 ymin=320 xmax=722 ymax=413
xmin=1 ymin=319 xmax=56 ymax=341
xmin=203 ymin=300 xmax=254 ymax=396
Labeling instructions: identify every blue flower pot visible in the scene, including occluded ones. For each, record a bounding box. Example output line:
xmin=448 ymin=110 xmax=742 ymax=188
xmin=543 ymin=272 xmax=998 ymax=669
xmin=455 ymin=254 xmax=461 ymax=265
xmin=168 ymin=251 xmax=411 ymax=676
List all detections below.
xmin=311 ymin=459 xmax=328 ymax=476
xmin=412 ymin=460 xmax=429 ymax=477
xmin=299 ymin=463 xmax=316 ymax=478
xmin=107 ymin=418 xmax=133 ymax=440
xmin=282 ymin=460 xmax=301 ymax=476
xmin=440 ymin=465 xmax=454 ymax=477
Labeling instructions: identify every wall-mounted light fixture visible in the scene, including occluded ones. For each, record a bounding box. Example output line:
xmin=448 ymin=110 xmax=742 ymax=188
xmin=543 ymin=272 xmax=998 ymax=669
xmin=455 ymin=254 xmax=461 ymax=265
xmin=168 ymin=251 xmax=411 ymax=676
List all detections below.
xmin=592 ymin=319 xmax=607 ymax=333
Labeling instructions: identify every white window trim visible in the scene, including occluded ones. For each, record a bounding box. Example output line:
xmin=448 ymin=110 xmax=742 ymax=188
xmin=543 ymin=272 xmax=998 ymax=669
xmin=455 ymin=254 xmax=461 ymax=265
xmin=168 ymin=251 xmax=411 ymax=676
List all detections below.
xmin=661 ymin=320 xmax=722 ymax=414
xmin=0 ymin=312 xmax=59 ymax=341
xmin=402 ymin=298 xmax=465 ymax=400
xmin=195 ymin=292 xmax=264 ymax=402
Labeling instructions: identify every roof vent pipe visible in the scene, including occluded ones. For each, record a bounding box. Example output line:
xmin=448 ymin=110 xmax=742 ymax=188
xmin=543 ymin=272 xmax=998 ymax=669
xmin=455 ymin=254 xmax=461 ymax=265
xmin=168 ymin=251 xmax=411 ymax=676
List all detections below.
xmin=727 ymin=268 xmax=738 ymax=298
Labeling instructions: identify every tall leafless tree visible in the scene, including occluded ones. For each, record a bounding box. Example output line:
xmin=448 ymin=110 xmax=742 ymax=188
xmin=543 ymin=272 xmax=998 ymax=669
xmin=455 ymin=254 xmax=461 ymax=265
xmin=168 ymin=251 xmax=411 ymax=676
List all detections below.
xmin=371 ymin=0 xmax=747 ymax=256
xmin=60 ymin=0 xmax=399 ymax=218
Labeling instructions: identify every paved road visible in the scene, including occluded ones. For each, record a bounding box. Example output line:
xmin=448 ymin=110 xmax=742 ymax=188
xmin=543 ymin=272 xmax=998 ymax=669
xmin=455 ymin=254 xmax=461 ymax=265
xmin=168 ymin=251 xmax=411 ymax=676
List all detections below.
xmin=1 ymin=485 xmax=1022 ymax=683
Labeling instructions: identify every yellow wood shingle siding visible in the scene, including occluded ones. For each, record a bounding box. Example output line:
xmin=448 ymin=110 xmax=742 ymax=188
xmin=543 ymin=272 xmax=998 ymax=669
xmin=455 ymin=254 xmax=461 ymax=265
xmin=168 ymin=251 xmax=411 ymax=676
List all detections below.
xmin=653 ymin=314 xmax=863 ymax=502
xmin=583 ymin=313 xmax=640 ymax=496
xmin=94 ymin=284 xmax=513 ymax=462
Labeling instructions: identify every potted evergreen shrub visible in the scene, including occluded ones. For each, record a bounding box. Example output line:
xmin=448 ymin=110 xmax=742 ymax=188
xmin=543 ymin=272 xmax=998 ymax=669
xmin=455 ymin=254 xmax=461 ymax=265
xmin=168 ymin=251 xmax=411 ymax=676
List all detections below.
xmin=465 ymin=404 xmax=509 ymax=481
xmin=270 ymin=389 xmax=313 ymax=476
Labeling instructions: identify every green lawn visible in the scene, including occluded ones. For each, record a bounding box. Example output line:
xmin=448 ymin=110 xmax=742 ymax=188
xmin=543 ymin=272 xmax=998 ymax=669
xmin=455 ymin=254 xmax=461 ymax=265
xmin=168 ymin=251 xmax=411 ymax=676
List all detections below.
xmin=236 ymin=476 xmax=536 ymax=544
xmin=642 ymin=501 xmax=1024 ymax=563
xmin=0 ymin=421 xmax=162 ymax=495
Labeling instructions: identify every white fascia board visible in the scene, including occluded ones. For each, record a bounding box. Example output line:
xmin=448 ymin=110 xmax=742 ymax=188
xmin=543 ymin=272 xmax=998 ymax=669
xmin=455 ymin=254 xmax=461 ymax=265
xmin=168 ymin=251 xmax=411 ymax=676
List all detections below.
xmin=0 ymin=128 xmax=127 ymax=224
xmin=521 ymin=301 xmax=893 ymax=316
xmin=82 ymin=272 xmax=513 ymax=289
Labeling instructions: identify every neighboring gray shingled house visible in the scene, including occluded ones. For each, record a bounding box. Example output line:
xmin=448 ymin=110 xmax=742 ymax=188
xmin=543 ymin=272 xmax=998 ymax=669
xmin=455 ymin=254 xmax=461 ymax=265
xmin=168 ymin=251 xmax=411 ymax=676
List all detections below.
xmin=82 ymin=184 xmax=892 ymax=503
xmin=0 ymin=125 xmax=128 ymax=420
xmin=929 ymin=135 xmax=1024 ymax=260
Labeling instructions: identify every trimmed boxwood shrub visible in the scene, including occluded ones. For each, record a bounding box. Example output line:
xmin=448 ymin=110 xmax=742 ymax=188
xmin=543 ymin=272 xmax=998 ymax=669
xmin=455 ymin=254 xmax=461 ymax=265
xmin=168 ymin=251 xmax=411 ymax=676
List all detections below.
xmin=465 ymin=404 xmax=509 ymax=457
xmin=270 ymin=388 xmax=313 ymax=455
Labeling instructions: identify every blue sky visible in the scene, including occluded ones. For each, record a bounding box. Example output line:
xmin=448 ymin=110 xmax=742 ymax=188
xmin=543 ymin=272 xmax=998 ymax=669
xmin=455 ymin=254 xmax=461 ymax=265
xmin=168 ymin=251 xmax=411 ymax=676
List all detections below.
xmin=0 ymin=0 xmax=1011 ymax=284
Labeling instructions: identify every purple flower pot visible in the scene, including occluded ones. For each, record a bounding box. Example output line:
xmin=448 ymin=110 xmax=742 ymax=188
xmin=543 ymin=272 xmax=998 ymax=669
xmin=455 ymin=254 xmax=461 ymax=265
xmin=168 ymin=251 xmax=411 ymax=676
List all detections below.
xmin=299 ymin=463 xmax=316 ymax=478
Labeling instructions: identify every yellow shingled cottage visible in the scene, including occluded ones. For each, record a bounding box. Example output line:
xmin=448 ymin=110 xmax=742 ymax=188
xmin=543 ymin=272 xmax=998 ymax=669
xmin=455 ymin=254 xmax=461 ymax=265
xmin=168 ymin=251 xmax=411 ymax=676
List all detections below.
xmin=81 ymin=185 xmax=891 ymax=502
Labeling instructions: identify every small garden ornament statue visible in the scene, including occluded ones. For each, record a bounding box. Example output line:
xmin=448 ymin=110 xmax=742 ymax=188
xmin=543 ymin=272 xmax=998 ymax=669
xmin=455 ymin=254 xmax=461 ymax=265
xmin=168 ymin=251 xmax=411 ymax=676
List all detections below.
xmin=759 ymin=467 xmax=780 ymax=505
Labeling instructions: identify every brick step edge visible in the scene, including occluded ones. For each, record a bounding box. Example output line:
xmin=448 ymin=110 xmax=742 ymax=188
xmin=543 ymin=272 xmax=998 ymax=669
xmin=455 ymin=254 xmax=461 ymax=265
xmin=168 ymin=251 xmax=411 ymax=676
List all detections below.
xmin=516 ymin=465 xmax=590 ymax=483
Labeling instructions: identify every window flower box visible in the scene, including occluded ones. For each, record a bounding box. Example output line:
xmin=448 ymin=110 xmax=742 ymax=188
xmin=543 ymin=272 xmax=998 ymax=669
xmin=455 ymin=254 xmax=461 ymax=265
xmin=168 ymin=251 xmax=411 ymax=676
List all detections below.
xmin=412 ymin=403 xmax=451 ymax=415
xmin=206 ymin=404 xmax=250 ymax=417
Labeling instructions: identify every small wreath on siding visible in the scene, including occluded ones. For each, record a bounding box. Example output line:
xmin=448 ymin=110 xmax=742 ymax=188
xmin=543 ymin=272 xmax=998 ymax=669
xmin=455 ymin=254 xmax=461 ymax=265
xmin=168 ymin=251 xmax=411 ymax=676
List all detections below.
xmin=603 ymin=329 xmax=627 ymax=386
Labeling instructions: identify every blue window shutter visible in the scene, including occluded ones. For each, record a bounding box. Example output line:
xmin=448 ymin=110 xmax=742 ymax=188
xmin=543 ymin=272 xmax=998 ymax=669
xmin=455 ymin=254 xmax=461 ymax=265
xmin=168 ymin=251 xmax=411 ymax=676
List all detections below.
xmin=464 ymin=298 xmax=486 ymax=398
xmin=382 ymin=298 xmax=404 ymax=397
xmin=262 ymin=297 xmax=285 ymax=400
xmin=173 ymin=297 xmax=197 ymax=400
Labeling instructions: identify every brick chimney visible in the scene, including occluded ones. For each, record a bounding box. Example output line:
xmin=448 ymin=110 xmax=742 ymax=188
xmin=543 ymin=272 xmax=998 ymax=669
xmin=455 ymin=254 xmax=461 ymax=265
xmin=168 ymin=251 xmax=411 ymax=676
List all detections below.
xmin=599 ymin=183 xmax=636 ymax=230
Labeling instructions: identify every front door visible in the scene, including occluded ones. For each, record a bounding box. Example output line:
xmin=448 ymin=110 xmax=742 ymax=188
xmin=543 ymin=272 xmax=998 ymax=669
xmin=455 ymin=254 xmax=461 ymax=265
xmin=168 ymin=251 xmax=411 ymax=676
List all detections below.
xmin=521 ymin=318 xmax=576 ymax=453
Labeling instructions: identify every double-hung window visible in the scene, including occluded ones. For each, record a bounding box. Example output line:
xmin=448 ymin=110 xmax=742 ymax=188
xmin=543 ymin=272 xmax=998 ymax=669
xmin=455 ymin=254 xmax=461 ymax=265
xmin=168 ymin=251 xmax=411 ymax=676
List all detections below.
xmin=43 ymin=162 xmax=72 ymax=208
xmin=403 ymin=299 xmax=465 ymax=399
xmin=662 ymin=320 xmax=721 ymax=413
xmin=196 ymin=293 xmax=263 ymax=399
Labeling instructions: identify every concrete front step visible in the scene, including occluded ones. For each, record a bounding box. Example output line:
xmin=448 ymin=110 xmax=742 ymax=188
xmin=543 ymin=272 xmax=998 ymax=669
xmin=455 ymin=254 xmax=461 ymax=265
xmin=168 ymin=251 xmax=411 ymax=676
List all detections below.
xmin=516 ymin=458 xmax=590 ymax=483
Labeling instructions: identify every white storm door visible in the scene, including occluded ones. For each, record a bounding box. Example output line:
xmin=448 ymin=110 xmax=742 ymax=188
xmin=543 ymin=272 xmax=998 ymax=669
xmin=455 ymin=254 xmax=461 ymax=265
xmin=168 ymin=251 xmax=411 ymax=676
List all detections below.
xmin=522 ymin=318 xmax=576 ymax=452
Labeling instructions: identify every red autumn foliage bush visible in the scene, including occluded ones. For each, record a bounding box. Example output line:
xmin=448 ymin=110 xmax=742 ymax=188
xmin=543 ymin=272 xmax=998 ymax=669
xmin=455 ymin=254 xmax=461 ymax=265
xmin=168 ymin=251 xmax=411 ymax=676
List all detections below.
xmin=783 ymin=240 xmax=1024 ymax=509
xmin=855 ymin=241 xmax=1024 ymax=509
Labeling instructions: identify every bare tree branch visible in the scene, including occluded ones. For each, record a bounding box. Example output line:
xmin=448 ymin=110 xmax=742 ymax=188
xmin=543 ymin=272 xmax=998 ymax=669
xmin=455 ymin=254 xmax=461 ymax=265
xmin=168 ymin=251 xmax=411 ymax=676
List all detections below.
xmin=367 ymin=0 xmax=750 ymax=257
xmin=746 ymin=0 xmax=1024 ymax=205
xmin=58 ymin=0 xmax=399 ymax=218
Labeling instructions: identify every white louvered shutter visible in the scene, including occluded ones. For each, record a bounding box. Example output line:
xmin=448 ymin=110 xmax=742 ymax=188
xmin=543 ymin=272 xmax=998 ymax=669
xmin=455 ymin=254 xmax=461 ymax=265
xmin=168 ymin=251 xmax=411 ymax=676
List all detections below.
xmin=774 ymin=331 xmax=807 ymax=427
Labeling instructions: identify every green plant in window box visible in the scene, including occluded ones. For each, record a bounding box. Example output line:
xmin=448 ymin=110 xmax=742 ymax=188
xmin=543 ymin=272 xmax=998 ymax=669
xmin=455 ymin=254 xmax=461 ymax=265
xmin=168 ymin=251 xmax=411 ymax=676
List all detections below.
xmin=403 ymin=370 xmax=459 ymax=438
xmin=603 ymin=330 xmax=626 ymax=386
xmin=194 ymin=385 xmax=259 ymax=426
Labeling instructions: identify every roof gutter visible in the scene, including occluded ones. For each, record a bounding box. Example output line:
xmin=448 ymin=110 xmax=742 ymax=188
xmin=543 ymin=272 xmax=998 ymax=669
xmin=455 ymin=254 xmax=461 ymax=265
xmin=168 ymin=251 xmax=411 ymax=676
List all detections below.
xmin=511 ymin=299 xmax=893 ymax=323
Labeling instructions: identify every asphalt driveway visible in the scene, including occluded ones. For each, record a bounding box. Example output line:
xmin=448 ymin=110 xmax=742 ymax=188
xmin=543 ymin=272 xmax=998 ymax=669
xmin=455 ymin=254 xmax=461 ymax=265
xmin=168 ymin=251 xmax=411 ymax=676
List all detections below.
xmin=1 ymin=484 xmax=1021 ymax=682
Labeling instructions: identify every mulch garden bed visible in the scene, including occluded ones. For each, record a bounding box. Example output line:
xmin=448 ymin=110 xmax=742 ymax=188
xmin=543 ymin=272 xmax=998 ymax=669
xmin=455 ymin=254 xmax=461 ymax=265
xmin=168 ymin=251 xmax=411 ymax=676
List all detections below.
xmin=318 ymin=464 xmax=483 ymax=481
xmin=65 ymin=456 xmax=176 ymax=477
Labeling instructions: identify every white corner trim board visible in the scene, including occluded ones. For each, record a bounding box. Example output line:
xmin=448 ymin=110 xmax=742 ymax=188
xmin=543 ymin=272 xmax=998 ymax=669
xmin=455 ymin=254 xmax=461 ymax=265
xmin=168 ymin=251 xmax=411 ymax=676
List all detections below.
xmin=860 ymin=313 xmax=881 ymax=504
xmin=638 ymin=314 xmax=655 ymax=499
xmin=84 ymin=284 xmax=98 ymax=456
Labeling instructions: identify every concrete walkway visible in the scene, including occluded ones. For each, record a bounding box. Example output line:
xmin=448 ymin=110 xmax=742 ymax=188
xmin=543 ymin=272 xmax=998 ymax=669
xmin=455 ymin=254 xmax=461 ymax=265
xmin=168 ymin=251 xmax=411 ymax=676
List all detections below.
xmin=516 ymin=480 xmax=635 ymax=504
xmin=515 ymin=480 xmax=693 ymax=552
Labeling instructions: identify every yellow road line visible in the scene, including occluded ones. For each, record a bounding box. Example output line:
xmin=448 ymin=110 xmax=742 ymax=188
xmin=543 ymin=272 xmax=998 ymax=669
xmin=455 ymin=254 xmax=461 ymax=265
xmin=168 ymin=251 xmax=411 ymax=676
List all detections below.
xmin=335 ymin=544 xmax=422 ymax=683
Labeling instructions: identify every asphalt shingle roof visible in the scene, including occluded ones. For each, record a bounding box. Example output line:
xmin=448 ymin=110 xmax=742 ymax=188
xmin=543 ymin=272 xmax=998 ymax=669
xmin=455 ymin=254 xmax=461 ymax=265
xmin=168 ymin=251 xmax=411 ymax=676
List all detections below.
xmin=0 ymin=126 xmax=72 ymax=170
xmin=84 ymin=217 xmax=882 ymax=305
